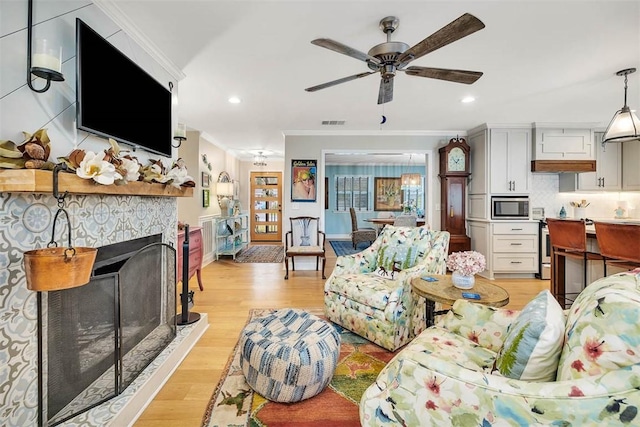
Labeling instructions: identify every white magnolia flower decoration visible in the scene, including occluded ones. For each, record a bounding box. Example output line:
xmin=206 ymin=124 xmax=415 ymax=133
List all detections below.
xmin=120 ymin=157 xmax=140 ymax=182
xmin=76 ymin=151 xmax=121 ymax=185
xmin=165 ymin=164 xmax=193 ymax=188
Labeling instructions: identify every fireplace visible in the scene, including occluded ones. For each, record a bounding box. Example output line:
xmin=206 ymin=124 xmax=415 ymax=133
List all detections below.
xmin=40 ymin=234 xmax=176 ymax=426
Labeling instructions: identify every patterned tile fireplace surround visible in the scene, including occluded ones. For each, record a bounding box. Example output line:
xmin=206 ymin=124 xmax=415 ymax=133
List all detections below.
xmin=0 ymin=186 xmax=206 ymax=426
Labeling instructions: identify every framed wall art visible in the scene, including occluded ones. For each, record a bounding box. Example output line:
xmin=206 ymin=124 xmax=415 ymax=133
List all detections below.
xmin=201 ymin=172 xmax=210 ymax=187
xmin=202 ymin=189 xmax=210 ymax=207
xmin=291 ymin=159 xmax=317 ymax=202
xmin=374 ymin=177 xmax=403 ymax=211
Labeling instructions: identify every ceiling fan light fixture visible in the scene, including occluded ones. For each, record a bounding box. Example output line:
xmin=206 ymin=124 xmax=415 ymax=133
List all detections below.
xmin=305 ymin=13 xmax=485 ymax=105
xmin=603 ymin=68 xmax=640 ymax=147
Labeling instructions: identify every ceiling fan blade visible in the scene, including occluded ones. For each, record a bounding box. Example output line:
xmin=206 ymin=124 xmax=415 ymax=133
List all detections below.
xmin=305 ymin=71 xmax=376 ymax=92
xmin=397 ymin=13 xmax=485 ymax=66
xmin=311 ymin=38 xmax=381 ymax=66
xmin=404 ymin=66 xmax=483 ymax=84
xmin=378 ymin=78 xmax=394 ymax=104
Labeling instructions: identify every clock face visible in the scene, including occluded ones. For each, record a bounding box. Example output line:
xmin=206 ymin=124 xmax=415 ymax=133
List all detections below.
xmin=447 ymin=147 xmax=466 ymax=172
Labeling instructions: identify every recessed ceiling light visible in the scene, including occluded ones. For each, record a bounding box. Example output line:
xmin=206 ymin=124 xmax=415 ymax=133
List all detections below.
xmin=461 ymin=96 xmax=476 ymax=104
xmin=228 ymin=96 xmax=241 ymax=104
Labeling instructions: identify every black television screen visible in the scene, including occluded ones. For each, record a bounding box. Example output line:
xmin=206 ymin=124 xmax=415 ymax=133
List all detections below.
xmin=76 ymin=19 xmax=172 ymax=157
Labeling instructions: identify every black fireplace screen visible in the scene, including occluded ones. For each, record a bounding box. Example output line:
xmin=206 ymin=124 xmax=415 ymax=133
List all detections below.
xmin=40 ymin=236 xmax=176 ymax=426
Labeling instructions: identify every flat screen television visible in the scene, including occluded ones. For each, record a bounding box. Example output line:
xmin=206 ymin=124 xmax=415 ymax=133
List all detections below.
xmin=76 ymin=18 xmax=172 ymax=157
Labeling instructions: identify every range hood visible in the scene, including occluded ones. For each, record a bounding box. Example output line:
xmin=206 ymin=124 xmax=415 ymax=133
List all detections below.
xmin=531 ymin=125 xmax=599 ymax=173
xmin=531 ymin=160 xmax=596 ymax=173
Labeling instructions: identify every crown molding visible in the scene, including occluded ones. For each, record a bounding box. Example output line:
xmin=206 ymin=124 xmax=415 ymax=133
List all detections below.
xmin=282 ymin=130 xmax=467 ymax=137
xmin=93 ymin=0 xmax=185 ymax=81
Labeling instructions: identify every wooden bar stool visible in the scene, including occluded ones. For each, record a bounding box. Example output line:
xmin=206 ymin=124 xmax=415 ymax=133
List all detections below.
xmin=547 ymin=218 xmax=606 ymax=308
xmin=594 ymin=222 xmax=640 ymax=272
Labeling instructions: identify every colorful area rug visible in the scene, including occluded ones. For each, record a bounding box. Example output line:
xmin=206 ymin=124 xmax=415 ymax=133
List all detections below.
xmin=329 ymin=240 xmax=364 ymax=257
xmin=201 ymin=308 xmax=397 ymax=427
xmin=234 ymin=246 xmax=284 ymax=263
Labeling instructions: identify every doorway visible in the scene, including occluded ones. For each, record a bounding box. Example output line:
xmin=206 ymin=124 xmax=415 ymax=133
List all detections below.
xmin=250 ymin=171 xmax=282 ymax=242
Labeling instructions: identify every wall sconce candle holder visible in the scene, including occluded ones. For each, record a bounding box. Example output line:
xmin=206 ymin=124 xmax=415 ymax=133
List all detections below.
xmin=26 ymin=0 xmax=64 ymax=93
xmin=173 ymin=123 xmax=186 ymax=148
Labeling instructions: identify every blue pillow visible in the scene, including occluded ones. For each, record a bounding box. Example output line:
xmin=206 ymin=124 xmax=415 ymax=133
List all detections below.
xmin=495 ymin=290 xmax=565 ymax=381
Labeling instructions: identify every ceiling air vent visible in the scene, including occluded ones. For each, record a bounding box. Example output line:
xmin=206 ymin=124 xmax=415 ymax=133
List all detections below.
xmin=321 ymin=120 xmax=346 ymax=126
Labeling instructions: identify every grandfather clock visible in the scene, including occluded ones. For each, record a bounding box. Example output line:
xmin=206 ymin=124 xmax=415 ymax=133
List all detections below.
xmin=439 ymin=137 xmax=471 ymax=253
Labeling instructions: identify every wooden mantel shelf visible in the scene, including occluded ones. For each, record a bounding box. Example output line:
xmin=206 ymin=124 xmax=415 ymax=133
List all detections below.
xmin=0 ymin=169 xmax=194 ymax=197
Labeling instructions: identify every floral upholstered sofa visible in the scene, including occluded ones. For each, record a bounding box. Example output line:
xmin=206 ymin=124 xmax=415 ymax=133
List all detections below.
xmin=324 ymin=225 xmax=449 ymax=351
xmin=360 ymin=270 xmax=640 ymax=426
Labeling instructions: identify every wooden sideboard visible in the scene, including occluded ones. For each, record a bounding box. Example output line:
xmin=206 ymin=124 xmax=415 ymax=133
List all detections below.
xmin=177 ymin=226 xmax=204 ymax=291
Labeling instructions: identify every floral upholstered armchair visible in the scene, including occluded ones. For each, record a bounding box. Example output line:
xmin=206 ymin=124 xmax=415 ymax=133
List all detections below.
xmin=324 ymin=225 xmax=450 ymax=351
xmin=360 ymin=270 xmax=640 ymax=426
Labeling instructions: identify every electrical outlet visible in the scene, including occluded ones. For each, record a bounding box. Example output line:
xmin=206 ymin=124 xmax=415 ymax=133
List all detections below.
xmin=291 ymin=203 xmax=299 ymax=210
xmin=435 ymin=203 xmax=442 ymax=211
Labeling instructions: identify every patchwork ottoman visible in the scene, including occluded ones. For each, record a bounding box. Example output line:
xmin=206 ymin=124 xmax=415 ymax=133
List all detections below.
xmin=239 ymin=308 xmax=340 ymax=402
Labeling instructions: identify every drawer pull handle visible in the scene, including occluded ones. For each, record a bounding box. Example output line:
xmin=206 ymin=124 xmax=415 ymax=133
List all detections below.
xmin=510 ymin=243 xmax=522 ymax=246
xmin=511 ymin=228 xmax=523 ymax=231
xmin=510 ymin=261 xmax=523 ymax=264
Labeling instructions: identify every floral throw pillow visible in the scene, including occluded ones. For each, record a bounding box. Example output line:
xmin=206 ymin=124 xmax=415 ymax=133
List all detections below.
xmin=494 ymin=290 xmax=565 ymax=381
xmin=439 ymin=299 xmax=517 ymax=353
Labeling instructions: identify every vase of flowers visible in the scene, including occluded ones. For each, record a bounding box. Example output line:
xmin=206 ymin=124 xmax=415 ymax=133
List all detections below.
xmin=446 ymin=251 xmax=486 ymax=289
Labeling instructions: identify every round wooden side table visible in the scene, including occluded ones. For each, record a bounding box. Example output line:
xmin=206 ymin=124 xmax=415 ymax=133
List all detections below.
xmin=411 ymin=274 xmax=510 ymax=326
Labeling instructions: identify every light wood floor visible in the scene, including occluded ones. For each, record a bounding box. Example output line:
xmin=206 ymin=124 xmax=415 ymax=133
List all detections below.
xmin=133 ymin=243 xmax=550 ymax=426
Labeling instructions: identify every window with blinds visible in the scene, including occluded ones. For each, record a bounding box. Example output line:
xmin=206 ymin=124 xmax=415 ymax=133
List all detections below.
xmin=335 ymin=175 xmax=370 ymax=211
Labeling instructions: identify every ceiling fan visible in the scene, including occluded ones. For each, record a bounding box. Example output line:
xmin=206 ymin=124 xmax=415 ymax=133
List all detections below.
xmin=305 ymin=13 xmax=485 ymax=104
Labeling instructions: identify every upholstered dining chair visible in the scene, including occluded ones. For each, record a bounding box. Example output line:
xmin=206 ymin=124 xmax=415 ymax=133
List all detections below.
xmin=393 ymin=214 xmax=418 ymax=227
xmin=349 ymin=207 xmax=377 ymax=249
xmin=284 ymin=216 xmax=326 ymax=280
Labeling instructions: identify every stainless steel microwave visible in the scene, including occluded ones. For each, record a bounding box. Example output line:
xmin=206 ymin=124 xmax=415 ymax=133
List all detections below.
xmin=491 ymin=196 xmax=529 ymax=220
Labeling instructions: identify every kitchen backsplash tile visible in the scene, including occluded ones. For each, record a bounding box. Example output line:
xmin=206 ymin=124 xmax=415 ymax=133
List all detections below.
xmin=530 ymin=173 xmax=640 ymax=219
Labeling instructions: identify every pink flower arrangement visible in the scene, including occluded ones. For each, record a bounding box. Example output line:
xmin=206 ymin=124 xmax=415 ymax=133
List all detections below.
xmin=446 ymin=251 xmax=486 ymax=276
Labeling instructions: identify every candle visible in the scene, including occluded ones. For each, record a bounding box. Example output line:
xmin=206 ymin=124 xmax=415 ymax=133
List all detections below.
xmin=174 ymin=123 xmax=186 ymax=139
xmin=32 ymin=40 xmax=62 ymax=73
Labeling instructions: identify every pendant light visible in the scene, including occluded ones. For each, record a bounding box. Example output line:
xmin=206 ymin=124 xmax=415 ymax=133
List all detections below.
xmin=253 ymin=151 xmax=267 ymax=166
xmin=401 ymin=154 xmax=420 ymax=188
xmin=602 ymin=68 xmax=640 ymax=147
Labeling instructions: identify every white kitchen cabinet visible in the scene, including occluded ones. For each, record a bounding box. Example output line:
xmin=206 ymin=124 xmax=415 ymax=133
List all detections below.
xmin=559 ymin=132 xmax=621 ymax=191
xmin=491 ymin=222 xmax=538 ymax=275
xmin=468 ymin=220 xmax=490 ymax=276
xmin=622 ymin=141 xmax=640 ymax=190
xmin=468 ymin=130 xmax=488 ymax=195
xmin=489 ymin=129 xmax=531 ymax=194
xmin=468 ymin=220 xmax=538 ymax=280
xmin=468 ymin=125 xmax=531 ymax=195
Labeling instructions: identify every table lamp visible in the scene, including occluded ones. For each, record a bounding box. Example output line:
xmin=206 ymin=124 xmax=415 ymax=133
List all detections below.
xmin=217 ymin=182 xmax=234 ymax=216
